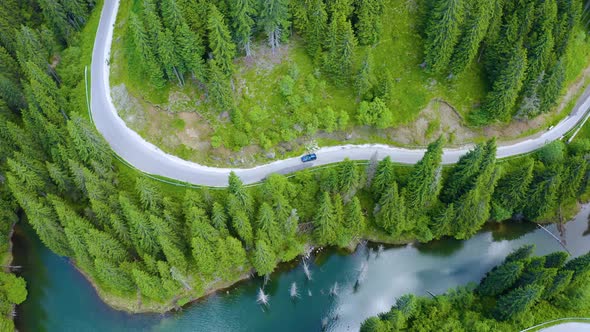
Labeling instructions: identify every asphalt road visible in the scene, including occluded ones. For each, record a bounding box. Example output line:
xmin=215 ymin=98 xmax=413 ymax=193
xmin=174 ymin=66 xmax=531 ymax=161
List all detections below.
xmin=91 ymin=0 xmax=590 ymax=187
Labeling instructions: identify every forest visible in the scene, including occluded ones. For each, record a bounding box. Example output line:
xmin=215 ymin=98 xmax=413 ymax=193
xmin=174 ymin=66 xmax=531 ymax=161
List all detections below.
xmin=360 ymin=246 xmax=590 ymax=331
xmin=0 ymin=0 xmax=589 ymax=320
xmin=114 ymin=0 xmax=587 ymax=158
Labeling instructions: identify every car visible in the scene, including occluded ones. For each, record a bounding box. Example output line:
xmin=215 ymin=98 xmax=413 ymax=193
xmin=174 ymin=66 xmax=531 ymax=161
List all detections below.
xmin=301 ymin=153 xmax=317 ymax=162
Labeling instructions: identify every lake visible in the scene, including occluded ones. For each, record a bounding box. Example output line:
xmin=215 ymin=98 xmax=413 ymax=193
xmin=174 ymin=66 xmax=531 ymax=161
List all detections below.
xmin=14 ymin=205 xmax=590 ymax=332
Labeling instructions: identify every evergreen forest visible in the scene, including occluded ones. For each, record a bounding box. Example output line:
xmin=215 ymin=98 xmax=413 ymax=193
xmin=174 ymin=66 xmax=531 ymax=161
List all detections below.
xmin=112 ymin=0 xmax=589 ymax=159
xmin=0 ymin=0 xmax=589 ymax=327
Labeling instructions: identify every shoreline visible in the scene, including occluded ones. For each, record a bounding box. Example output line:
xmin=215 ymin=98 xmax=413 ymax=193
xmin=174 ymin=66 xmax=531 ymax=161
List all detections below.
xmin=52 ymin=201 xmax=588 ymax=315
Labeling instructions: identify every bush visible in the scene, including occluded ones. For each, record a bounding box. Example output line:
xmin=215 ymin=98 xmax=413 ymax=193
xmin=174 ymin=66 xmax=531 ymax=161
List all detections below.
xmin=279 ymin=75 xmax=295 ymax=97
xmin=537 ymin=140 xmax=566 ymax=165
xmin=357 ymin=97 xmax=393 ymax=128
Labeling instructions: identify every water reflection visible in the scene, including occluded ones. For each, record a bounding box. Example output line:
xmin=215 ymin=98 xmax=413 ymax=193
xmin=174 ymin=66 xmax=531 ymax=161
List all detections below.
xmin=15 ymin=205 xmax=590 ymax=332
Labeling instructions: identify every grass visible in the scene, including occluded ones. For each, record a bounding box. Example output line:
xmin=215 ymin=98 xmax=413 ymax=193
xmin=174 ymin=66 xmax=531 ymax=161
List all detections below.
xmin=107 ymin=0 xmax=590 ymax=167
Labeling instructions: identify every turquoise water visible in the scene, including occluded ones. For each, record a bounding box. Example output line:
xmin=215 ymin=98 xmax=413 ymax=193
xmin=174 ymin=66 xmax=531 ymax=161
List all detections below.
xmin=15 ymin=205 xmax=590 ymax=332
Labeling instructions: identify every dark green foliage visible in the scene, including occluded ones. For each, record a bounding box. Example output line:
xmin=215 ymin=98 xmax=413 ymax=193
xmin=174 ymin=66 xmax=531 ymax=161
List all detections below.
xmin=313 ymin=192 xmax=337 ymax=245
xmin=364 ymin=249 xmax=589 ymax=329
xmin=477 ymin=261 xmax=524 ymax=296
xmin=258 ymin=0 xmax=291 ymax=52
xmin=480 ymin=46 xmax=528 ymax=121
xmin=544 ymin=251 xmax=570 ymax=269
xmin=450 ymin=0 xmax=495 ymax=75
xmin=324 ymin=13 xmax=357 ymax=85
xmin=493 ymin=284 xmax=543 ymax=320
xmin=356 ymin=97 xmax=393 ymax=128
xmin=2 ymin=1 xmax=589 ymax=311
xmin=354 ymin=0 xmax=384 ymax=46
xmin=424 ymin=0 xmax=464 ymax=73
xmin=252 ymin=239 xmax=277 ymax=276
xmin=505 ymin=245 xmax=536 ymax=263
xmin=207 ymin=4 xmax=236 ymax=76
xmin=406 ymin=137 xmax=444 ymax=212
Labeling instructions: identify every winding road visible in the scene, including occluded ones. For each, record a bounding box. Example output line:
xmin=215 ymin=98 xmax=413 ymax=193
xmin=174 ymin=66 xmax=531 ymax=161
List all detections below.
xmin=91 ymin=0 xmax=590 ymax=187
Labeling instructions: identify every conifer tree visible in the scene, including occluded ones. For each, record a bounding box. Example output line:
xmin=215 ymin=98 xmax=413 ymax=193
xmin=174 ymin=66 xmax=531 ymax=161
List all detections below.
xmin=176 ymin=22 xmax=206 ymax=81
xmin=355 ymin=49 xmax=373 ymax=100
xmin=228 ymin=0 xmax=256 ymax=57
xmin=480 ymin=45 xmax=527 ymax=121
xmin=371 ymin=156 xmax=395 ymax=200
xmin=354 ymin=0 xmax=384 ymax=46
xmin=259 ymin=0 xmax=290 ymax=52
xmin=477 ymin=261 xmax=524 ymax=297
xmin=207 ymin=4 xmax=236 ymax=76
xmin=324 ymin=14 xmax=357 ymax=85
xmin=375 ymin=182 xmax=408 ymax=236
xmin=207 ymin=59 xmax=234 ymax=111
xmin=231 ymin=210 xmax=254 ymax=248
xmin=441 ymin=143 xmax=484 ymax=203
xmin=406 ymin=137 xmax=444 ymax=212
xmin=424 ymin=0 xmax=464 ymax=74
xmin=192 ymin=235 xmax=216 ymax=276
xmin=302 ymin=0 xmax=328 ymax=58
xmin=450 ymin=0 xmax=495 ymax=75
xmin=313 ymin=192 xmax=337 ymax=244
xmin=252 ymin=239 xmax=277 ymax=276
xmin=493 ymin=284 xmax=543 ymax=321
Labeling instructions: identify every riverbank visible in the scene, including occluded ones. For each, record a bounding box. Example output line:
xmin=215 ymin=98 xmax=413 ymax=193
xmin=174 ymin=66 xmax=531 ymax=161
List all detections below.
xmin=50 ymin=199 xmax=589 ymax=315
xmin=15 ymin=204 xmax=590 ymax=331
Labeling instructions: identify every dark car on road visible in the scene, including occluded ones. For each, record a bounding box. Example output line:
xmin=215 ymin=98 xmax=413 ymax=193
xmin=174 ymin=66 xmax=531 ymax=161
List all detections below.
xmin=301 ymin=153 xmax=317 ymax=162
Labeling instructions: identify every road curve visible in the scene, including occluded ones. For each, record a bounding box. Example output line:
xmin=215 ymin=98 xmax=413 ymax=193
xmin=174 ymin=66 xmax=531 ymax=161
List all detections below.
xmin=91 ymin=0 xmax=590 ymax=187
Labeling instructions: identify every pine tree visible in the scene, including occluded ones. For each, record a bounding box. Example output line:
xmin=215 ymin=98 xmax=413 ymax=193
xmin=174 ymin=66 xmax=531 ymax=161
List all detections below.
xmin=480 ymin=45 xmax=527 ymax=121
xmin=207 ymin=59 xmax=234 ymax=111
xmin=355 ymin=49 xmax=374 ymax=100
xmin=538 ymin=58 xmax=566 ymax=114
xmin=354 ymin=0 xmax=384 ymax=46
xmin=371 ymin=156 xmax=395 ymax=200
xmin=256 ymin=202 xmax=281 ymax=247
xmin=406 ymin=137 xmax=444 ymax=212
xmin=491 ymin=164 xmax=532 ymax=221
xmin=85 ymin=229 xmax=129 ymax=264
xmin=38 ymin=0 xmax=73 ymax=43
xmin=450 ymin=0 xmax=495 ymax=75
xmin=302 ymin=0 xmax=328 ymax=58
xmin=441 ymin=143 xmax=485 ymax=203
xmin=524 ymin=166 xmax=562 ymax=220
xmin=374 ymin=182 xmax=408 ymax=236
xmin=324 ymin=14 xmax=357 ymax=85
xmin=452 ymin=139 xmax=498 ymax=238
xmin=207 ymin=4 xmax=236 ymax=76
xmin=160 ymin=0 xmax=184 ymax=31
xmin=345 ymin=196 xmax=365 ymax=237
xmin=493 ymin=284 xmax=543 ymax=321
xmin=424 ymin=0 xmax=464 ymax=74
xmin=159 ymin=28 xmax=184 ymax=86
xmin=228 ymin=171 xmax=252 ymax=214
xmin=211 ymin=201 xmax=229 ymax=236
xmin=477 ymin=261 xmax=524 ymax=296
xmin=231 ymin=210 xmax=254 ymax=248
xmin=543 ymin=270 xmax=573 ymax=300
xmin=132 ymin=268 xmax=167 ymax=301
xmin=176 ymin=22 xmax=206 ymax=81
xmin=252 ymin=239 xmax=277 ymax=276
xmin=259 ymin=0 xmax=291 ymax=52
xmin=228 ymin=0 xmax=256 ymax=57
xmin=192 ymin=235 xmax=216 ymax=277
xmin=313 ymin=192 xmax=337 ymax=244
xmin=338 ymin=158 xmax=361 ymax=199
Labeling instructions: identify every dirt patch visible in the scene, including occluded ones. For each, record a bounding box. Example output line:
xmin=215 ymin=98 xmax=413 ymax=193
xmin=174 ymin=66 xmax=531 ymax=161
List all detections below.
xmin=237 ymin=42 xmax=291 ymax=72
xmin=112 ymin=83 xmax=147 ymax=129
xmin=387 ymin=99 xmax=478 ymax=145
